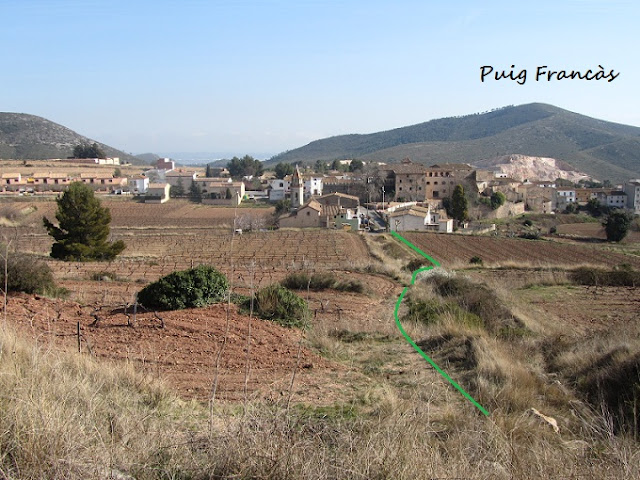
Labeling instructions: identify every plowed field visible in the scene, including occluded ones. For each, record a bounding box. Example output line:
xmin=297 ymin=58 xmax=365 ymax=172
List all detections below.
xmin=401 ymin=232 xmax=640 ymax=269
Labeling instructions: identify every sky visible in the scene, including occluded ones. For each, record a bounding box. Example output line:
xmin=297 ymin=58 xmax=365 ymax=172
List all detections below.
xmin=1 ymin=0 xmax=638 ymax=160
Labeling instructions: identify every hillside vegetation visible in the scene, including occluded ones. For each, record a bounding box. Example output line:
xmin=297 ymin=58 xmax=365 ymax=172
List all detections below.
xmin=0 ymin=112 xmax=140 ymax=163
xmin=268 ymin=103 xmax=640 ymax=182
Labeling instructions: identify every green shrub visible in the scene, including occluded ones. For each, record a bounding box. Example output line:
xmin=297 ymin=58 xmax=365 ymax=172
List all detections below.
xmin=0 ymin=253 xmax=56 ymax=295
xmin=280 ymin=272 xmax=311 ymax=290
xmin=523 ymin=219 xmax=533 ymax=227
xmin=137 ymin=265 xmax=229 ymax=310
xmin=254 ymin=284 xmax=309 ymax=329
xmin=469 ymin=256 xmax=483 ymax=265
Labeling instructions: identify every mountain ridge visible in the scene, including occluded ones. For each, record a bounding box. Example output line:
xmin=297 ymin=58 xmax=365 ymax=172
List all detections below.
xmin=267 ymin=103 xmax=640 ymax=182
xmin=0 ymin=112 xmax=140 ymax=164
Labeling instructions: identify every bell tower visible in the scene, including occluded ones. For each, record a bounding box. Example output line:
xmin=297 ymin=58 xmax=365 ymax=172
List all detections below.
xmin=291 ymin=164 xmax=304 ymax=208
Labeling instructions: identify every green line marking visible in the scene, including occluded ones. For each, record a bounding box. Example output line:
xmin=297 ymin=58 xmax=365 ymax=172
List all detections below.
xmin=390 ymin=231 xmax=490 ymax=417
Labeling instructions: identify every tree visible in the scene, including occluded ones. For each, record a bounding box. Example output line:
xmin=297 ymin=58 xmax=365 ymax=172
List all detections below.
xmin=603 ymin=210 xmax=633 ymax=242
xmin=170 ymin=177 xmax=185 ymax=198
xmin=586 ymin=198 xmax=604 ymax=217
xmin=73 ymin=142 xmax=106 ymax=159
xmin=451 ymin=184 xmax=469 ymax=223
xmin=274 ymin=162 xmax=295 ymax=179
xmin=331 ymin=159 xmax=346 ymax=172
xmin=349 ymin=159 xmax=364 ymax=172
xmin=42 ymin=182 xmax=125 ymax=261
xmin=490 ymin=191 xmax=506 ymax=210
xmin=314 ymin=160 xmax=327 ymax=174
xmin=114 ymin=168 xmax=122 ymax=178
xmin=189 ymin=181 xmax=202 ymax=202
xmin=227 ymin=155 xmax=263 ymax=178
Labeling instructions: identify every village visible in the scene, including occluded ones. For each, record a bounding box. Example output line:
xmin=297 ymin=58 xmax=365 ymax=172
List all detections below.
xmin=2 ymin=156 xmax=639 ymax=234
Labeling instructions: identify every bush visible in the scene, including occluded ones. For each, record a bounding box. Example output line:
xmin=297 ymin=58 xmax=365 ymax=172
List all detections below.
xmin=523 ymin=219 xmax=533 ymax=227
xmin=469 ymin=256 xmax=483 ymax=265
xmin=254 ymin=284 xmax=309 ymax=329
xmin=404 ymin=258 xmax=431 ymax=271
xmin=519 ymin=231 xmax=541 ymax=240
xmin=137 ymin=265 xmax=229 ymax=310
xmin=0 ymin=253 xmax=56 ymax=294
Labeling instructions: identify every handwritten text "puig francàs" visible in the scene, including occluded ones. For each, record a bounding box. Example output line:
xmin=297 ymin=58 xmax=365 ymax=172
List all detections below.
xmin=480 ymin=65 xmax=619 ymax=85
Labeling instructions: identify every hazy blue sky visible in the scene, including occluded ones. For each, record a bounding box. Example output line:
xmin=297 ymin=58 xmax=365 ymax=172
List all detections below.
xmin=2 ymin=0 xmax=638 ymax=159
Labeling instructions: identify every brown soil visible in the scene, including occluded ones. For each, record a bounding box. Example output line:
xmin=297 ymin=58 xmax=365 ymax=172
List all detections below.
xmin=5 ymin=293 xmax=363 ymax=405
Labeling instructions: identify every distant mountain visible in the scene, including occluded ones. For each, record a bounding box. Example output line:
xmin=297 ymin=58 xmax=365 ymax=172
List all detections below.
xmin=267 ymin=103 xmax=640 ymax=183
xmin=0 ymin=113 xmax=140 ymax=164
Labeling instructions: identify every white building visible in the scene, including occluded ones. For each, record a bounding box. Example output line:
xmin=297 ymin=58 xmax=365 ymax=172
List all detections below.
xmin=556 ymin=188 xmax=576 ymax=210
xmin=606 ymin=191 xmax=627 ymax=208
xmin=624 ymin=180 xmax=640 ymax=214
xmin=268 ymin=175 xmax=323 ymax=202
xmin=145 ymin=183 xmax=171 ymax=203
xmin=128 ymin=176 xmax=149 ymax=194
xmin=388 ymin=205 xmax=452 ymax=233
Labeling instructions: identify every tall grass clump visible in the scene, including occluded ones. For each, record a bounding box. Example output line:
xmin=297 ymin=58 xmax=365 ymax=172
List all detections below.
xmin=281 ymin=271 xmax=365 ymax=293
xmin=254 ymin=284 xmax=310 ymax=329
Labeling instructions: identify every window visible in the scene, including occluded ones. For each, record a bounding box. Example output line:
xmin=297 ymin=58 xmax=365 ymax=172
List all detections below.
xmin=399 ymin=187 xmax=403 ymax=191
xmin=434 ymin=181 xmax=438 ymax=185
xmin=306 ymin=211 xmax=310 ymax=216
xmin=433 ymin=191 xmax=439 ymax=198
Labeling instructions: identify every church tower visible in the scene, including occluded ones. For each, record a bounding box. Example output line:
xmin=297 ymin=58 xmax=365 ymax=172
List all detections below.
xmin=291 ymin=164 xmax=304 ymax=208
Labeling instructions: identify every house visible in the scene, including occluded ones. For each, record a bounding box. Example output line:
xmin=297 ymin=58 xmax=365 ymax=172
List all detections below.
xmin=388 ymin=204 xmax=452 ymax=233
xmin=392 ymin=159 xmax=427 ymax=202
xmin=165 ymin=170 xmax=197 ymax=187
xmin=80 ymin=173 xmax=127 ymax=191
xmin=624 ymin=180 xmax=640 ymax=214
xmin=156 ymin=158 xmax=175 ymax=171
xmin=424 ymin=163 xmax=474 ymax=202
xmin=556 ymin=188 xmax=577 ymax=210
xmin=145 ymin=183 xmax=171 ymax=203
xmin=128 ymin=175 xmax=149 ymax=194
xmin=201 ymin=180 xmax=245 ymax=206
xmin=606 ymin=190 xmax=627 ymax=208
xmin=279 ymin=199 xmax=361 ymax=229
xmin=267 ymin=174 xmax=324 ymax=202
xmin=28 ymin=172 xmax=73 ymax=191
xmin=315 ymin=192 xmax=359 ymax=209
xmin=2 ymin=173 xmax=21 ymax=185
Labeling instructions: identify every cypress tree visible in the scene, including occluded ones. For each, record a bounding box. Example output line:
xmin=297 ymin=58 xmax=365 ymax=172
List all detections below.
xmin=43 ymin=182 xmax=126 ymax=261
xmin=451 ymin=184 xmax=469 ymax=224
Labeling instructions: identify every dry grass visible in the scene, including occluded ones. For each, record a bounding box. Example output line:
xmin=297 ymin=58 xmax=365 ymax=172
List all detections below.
xmin=2 ymin=314 xmax=640 ymax=479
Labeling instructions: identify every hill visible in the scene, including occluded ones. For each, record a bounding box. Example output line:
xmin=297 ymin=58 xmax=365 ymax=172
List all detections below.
xmin=0 ymin=112 xmax=141 ymax=164
xmin=268 ymin=103 xmax=640 ymax=182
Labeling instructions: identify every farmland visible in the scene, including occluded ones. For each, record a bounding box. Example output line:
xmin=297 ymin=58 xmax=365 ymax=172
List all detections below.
xmin=2 ymin=197 xmax=640 ymax=479
xmin=402 ymin=231 xmax=640 ymax=269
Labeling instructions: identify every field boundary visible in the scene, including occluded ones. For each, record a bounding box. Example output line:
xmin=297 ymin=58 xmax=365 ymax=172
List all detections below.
xmin=391 ymin=231 xmax=490 ymax=416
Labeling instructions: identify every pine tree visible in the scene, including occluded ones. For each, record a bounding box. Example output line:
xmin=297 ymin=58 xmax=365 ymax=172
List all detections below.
xmin=43 ymin=182 xmax=126 ymax=261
